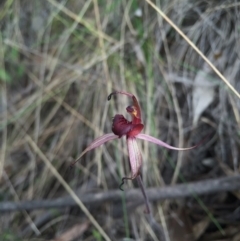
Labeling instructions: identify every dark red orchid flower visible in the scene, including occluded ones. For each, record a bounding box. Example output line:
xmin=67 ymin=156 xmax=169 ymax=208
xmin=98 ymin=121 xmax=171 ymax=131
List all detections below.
xmin=72 ymin=91 xmax=196 ymax=213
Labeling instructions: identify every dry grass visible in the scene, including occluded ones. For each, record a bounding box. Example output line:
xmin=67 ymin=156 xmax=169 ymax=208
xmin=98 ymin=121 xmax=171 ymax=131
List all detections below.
xmin=1 ymin=0 xmax=240 ymax=240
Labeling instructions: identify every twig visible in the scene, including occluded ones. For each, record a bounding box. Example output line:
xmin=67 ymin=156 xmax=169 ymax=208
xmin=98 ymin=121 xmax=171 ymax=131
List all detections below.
xmin=1 ymin=175 xmax=240 ymax=212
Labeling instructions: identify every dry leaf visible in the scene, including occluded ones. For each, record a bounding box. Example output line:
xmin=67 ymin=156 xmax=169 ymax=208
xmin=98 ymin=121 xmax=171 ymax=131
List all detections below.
xmin=192 ymin=218 xmax=209 ymax=240
xmin=167 ymin=209 xmax=194 ymax=241
xmin=232 ymin=231 xmax=240 ymax=241
xmin=192 ymin=64 xmax=215 ymax=125
xmin=54 ymin=222 xmax=89 ymax=241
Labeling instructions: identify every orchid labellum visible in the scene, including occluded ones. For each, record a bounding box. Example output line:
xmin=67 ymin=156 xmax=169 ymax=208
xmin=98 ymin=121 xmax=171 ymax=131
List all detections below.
xmin=73 ymin=91 xmax=196 ymax=213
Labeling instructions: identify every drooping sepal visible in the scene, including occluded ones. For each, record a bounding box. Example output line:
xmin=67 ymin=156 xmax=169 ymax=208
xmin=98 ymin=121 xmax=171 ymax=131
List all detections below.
xmin=127 ymin=137 xmax=142 ymax=178
xmin=71 ymin=133 xmax=118 ymax=167
xmin=136 ymin=133 xmax=197 ymax=150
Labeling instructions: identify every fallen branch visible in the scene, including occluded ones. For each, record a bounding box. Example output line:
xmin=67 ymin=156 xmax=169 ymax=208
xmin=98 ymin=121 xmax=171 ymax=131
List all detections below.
xmin=1 ymin=175 xmax=240 ymax=212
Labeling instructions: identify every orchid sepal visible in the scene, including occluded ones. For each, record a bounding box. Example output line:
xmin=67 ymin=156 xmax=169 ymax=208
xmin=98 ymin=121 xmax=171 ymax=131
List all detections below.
xmin=127 ymin=137 xmax=142 ymax=178
xmin=71 ymin=133 xmax=118 ymax=167
xmin=136 ymin=133 xmax=196 ymax=151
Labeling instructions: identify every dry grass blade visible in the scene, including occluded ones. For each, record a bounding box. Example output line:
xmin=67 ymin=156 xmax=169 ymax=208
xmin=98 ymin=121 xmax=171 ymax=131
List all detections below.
xmin=25 ymin=134 xmax=111 ymax=241
xmin=145 ymin=0 xmax=240 ymax=99
xmin=0 ymin=89 xmax=7 ymax=179
xmin=0 ymin=35 xmax=7 ymax=180
xmin=206 ymin=2 xmax=240 ymax=12
xmin=2 ymin=171 xmax=40 ymax=235
xmin=47 ymin=0 xmax=117 ymax=44
xmin=2 ymin=0 xmax=240 ymax=240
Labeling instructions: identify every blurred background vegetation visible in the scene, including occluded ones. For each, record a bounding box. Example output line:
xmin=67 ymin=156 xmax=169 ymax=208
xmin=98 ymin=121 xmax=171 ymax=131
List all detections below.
xmin=1 ymin=0 xmax=240 ymax=240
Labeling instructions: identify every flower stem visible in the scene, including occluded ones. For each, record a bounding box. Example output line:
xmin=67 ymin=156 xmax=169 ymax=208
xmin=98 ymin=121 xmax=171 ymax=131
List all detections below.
xmin=136 ymin=175 xmax=151 ymax=214
xmin=137 ymin=176 xmax=165 ymax=238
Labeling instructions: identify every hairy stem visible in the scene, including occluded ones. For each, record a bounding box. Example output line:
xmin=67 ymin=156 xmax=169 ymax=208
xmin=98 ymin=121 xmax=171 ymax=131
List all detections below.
xmin=137 ymin=175 xmax=151 ymax=214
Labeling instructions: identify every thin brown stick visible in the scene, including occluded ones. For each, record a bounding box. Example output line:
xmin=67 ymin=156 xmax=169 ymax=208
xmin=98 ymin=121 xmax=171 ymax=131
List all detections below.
xmin=1 ymin=175 xmax=240 ymax=212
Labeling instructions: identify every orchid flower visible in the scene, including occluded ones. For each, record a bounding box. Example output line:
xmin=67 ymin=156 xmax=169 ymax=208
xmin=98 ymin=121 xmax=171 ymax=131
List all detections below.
xmin=72 ymin=91 xmax=196 ymax=213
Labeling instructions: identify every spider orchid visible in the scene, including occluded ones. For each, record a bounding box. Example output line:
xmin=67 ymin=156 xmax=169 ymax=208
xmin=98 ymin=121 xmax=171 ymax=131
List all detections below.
xmin=72 ymin=91 xmax=196 ymax=213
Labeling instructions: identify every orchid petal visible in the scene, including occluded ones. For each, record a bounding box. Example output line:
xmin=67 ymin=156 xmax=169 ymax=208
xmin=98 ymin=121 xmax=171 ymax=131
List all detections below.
xmin=71 ymin=133 xmax=118 ymax=166
xmin=136 ymin=133 xmax=196 ymax=151
xmin=127 ymin=137 xmax=142 ymax=178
